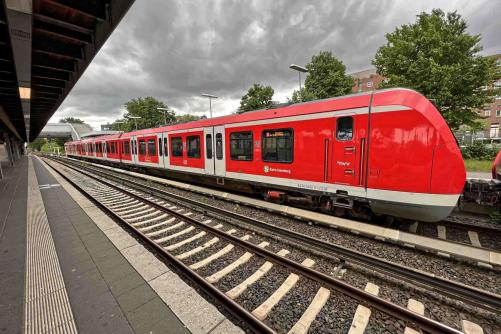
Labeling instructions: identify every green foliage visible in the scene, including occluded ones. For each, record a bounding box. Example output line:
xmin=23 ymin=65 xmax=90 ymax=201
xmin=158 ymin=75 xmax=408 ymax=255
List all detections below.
xmin=40 ymin=140 xmax=64 ymax=154
xmin=463 ymin=159 xmax=492 ymax=172
xmin=239 ymin=84 xmax=274 ymax=113
xmin=302 ymin=51 xmax=354 ymax=100
xmin=373 ymin=9 xmax=500 ymax=130
xmin=112 ymin=97 xmax=174 ymax=132
xmin=174 ymin=114 xmax=202 ymax=124
xmin=59 ymin=117 xmax=85 ymax=124
xmin=110 ymin=97 xmax=205 ymax=131
xmin=27 ymin=138 xmax=46 ymax=151
xmin=52 ymin=137 xmax=68 ymax=147
xmin=289 ymin=88 xmax=318 ymax=103
xmin=461 ymin=142 xmax=499 ymax=160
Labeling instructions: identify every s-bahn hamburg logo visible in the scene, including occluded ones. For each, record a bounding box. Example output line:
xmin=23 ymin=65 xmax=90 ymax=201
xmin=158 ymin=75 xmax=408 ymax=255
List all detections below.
xmin=264 ymin=165 xmax=291 ymax=174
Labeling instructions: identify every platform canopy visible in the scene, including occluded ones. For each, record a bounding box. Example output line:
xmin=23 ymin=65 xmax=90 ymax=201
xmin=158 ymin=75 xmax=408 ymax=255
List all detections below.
xmin=0 ymin=0 xmax=135 ymax=142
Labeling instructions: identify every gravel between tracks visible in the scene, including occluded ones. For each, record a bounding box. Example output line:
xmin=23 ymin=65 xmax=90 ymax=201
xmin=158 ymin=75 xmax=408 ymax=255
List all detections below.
xmin=98 ymin=174 xmax=501 ymax=332
xmin=55 ymin=160 xmax=501 ymax=332
xmin=105 ymin=170 xmax=501 ymax=295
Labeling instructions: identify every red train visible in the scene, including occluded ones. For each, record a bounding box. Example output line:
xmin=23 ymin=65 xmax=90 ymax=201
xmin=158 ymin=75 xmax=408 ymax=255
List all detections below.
xmin=65 ymin=88 xmax=466 ymax=222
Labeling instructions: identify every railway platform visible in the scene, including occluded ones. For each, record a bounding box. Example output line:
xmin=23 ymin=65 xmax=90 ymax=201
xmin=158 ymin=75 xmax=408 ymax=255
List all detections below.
xmin=0 ymin=155 xmax=242 ymax=334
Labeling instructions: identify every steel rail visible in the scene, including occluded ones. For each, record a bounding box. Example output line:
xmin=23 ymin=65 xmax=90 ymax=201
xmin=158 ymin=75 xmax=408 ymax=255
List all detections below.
xmin=46 ymin=157 xmax=464 ymax=334
xmin=64 ymin=156 xmax=501 ymax=250
xmin=43 ymin=158 xmax=276 ymax=334
xmin=53 ymin=155 xmax=501 ymax=314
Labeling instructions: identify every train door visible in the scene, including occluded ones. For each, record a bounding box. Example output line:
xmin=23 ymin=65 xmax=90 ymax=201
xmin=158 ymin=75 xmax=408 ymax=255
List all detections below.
xmin=214 ymin=126 xmax=225 ymax=176
xmin=204 ymin=127 xmax=215 ymax=174
xmin=157 ymin=133 xmax=164 ymax=168
xmin=161 ymin=132 xmax=170 ymax=169
xmin=131 ymin=136 xmax=138 ymax=164
xmin=331 ymin=115 xmax=367 ymax=187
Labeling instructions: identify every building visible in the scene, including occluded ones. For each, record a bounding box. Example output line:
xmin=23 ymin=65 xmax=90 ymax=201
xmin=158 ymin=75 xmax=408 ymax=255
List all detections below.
xmin=101 ymin=123 xmax=113 ymax=131
xmin=474 ymin=54 xmax=501 ymax=140
xmin=349 ymin=69 xmax=384 ymax=93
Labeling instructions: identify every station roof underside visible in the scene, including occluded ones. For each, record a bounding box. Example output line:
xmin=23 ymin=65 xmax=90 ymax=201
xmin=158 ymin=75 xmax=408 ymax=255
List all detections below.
xmin=0 ymin=0 xmax=134 ymax=142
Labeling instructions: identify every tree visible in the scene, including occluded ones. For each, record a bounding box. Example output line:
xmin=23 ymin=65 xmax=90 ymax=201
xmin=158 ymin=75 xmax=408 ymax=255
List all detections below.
xmin=239 ymin=84 xmax=274 ymax=113
xmin=117 ymin=97 xmax=175 ymax=131
xmin=301 ymin=51 xmax=354 ymax=100
xmin=59 ymin=117 xmax=85 ymax=124
xmin=27 ymin=138 xmax=46 ymax=151
xmin=373 ymin=9 xmax=500 ymax=130
xmin=289 ymin=88 xmax=318 ymax=103
xmin=175 ymin=114 xmax=202 ymax=124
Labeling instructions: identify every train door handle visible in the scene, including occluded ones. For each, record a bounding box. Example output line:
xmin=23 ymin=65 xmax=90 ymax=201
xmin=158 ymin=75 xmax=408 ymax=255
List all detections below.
xmin=344 ymin=146 xmax=356 ymax=153
xmin=344 ymin=169 xmax=355 ymax=175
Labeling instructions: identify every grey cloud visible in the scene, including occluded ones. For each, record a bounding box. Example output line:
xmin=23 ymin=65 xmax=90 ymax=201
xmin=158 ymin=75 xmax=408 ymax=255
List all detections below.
xmin=52 ymin=0 xmax=501 ymax=129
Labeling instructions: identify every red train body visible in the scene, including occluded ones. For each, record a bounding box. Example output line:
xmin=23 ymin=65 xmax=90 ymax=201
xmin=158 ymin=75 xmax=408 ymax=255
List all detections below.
xmin=65 ymin=88 xmax=466 ymax=222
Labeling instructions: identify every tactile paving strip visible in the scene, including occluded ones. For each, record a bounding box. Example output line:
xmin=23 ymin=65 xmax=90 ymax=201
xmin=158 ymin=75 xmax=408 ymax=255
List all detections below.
xmin=24 ymin=158 xmax=77 ymax=334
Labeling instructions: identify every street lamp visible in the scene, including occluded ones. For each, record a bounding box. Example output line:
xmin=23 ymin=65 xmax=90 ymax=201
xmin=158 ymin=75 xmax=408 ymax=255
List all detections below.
xmin=289 ymin=64 xmax=308 ymax=102
xmin=127 ymin=116 xmax=141 ymax=130
xmin=157 ymin=107 xmax=173 ymax=125
xmin=201 ymin=93 xmax=218 ymax=118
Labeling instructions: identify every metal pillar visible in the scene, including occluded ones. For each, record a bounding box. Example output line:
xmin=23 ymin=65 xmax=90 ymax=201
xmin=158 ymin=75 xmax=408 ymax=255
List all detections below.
xmin=3 ymin=134 xmax=14 ymax=167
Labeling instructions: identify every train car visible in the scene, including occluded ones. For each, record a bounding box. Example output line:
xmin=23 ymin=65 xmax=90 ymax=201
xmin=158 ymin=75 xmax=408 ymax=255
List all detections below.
xmin=65 ymin=88 xmax=466 ymax=222
xmin=462 ymin=149 xmax=501 ymax=208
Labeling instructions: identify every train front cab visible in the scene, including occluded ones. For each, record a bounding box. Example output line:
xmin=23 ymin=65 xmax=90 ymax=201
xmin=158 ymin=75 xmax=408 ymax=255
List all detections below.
xmin=365 ymin=90 xmax=465 ymax=222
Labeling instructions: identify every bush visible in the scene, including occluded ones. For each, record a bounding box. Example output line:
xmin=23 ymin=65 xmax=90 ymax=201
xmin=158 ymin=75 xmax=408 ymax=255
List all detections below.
xmin=41 ymin=142 xmax=64 ymax=154
xmin=461 ymin=142 xmax=499 ymax=160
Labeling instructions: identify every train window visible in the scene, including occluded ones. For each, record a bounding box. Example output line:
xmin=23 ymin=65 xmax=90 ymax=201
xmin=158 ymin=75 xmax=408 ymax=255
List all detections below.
xmin=111 ymin=142 xmax=115 ymax=154
xmin=158 ymin=138 xmax=163 ymax=156
xmin=163 ymin=138 xmax=168 ymax=157
xmin=171 ymin=137 xmax=183 ymax=157
xmin=206 ymin=134 xmax=213 ymax=159
xmin=262 ymin=129 xmax=293 ymax=163
xmin=148 ymin=139 xmax=156 ymax=156
xmin=336 ymin=117 xmax=353 ymax=141
xmin=124 ymin=141 xmax=130 ymax=154
xmin=139 ymin=140 xmax=146 ymax=155
xmin=216 ymin=133 xmax=223 ymax=160
xmin=230 ymin=132 xmax=253 ymax=161
xmin=187 ymin=136 xmax=200 ymax=158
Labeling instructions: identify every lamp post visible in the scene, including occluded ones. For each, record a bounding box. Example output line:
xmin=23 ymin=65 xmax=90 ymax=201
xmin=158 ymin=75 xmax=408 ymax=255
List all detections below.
xmin=289 ymin=64 xmax=308 ymax=102
xmin=156 ymin=107 xmax=173 ymax=125
xmin=201 ymin=93 xmax=218 ymax=118
xmin=114 ymin=121 xmax=125 ymax=131
xmin=128 ymin=116 xmax=141 ymax=130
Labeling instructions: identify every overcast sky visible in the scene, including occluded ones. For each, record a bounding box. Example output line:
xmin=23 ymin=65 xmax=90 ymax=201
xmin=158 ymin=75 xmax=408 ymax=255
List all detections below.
xmin=49 ymin=0 xmax=501 ymax=129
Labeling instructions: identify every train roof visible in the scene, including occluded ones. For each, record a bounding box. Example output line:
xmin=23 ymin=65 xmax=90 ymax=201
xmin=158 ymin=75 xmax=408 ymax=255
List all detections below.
xmin=66 ymin=88 xmax=453 ymax=145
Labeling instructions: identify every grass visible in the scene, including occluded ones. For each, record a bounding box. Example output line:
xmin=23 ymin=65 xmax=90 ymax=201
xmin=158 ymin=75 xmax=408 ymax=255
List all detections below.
xmin=464 ymin=159 xmax=492 ymax=172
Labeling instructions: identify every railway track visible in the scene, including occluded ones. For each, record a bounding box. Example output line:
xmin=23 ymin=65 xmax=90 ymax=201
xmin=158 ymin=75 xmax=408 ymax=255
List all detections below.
xmin=48 ymin=157 xmax=501 ymax=309
xmin=42 ymin=156 xmax=501 ymax=333
xmin=395 ymin=215 xmax=501 ymax=252
xmin=60 ymin=156 xmax=501 ymax=258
